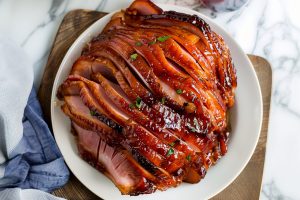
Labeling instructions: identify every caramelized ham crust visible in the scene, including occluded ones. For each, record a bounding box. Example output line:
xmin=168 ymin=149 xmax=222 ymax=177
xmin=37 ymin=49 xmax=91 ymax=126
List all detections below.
xmin=57 ymin=0 xmax=236 ymax=195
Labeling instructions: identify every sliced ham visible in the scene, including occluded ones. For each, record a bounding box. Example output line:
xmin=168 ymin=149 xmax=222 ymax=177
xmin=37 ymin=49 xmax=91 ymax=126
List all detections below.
xmin=57 ymin=0 xmax=237 ymax=195
xmin=73 ymin=123 xmax=156 ymax=195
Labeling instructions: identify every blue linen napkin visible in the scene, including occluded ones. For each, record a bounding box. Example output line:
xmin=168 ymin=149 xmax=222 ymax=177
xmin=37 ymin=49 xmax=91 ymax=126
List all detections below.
xmin=0 ymin=36 xmax=69 ymax=199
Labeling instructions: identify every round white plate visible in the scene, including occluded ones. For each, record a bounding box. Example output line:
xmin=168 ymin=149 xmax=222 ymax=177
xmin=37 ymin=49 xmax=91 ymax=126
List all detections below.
xmin=51 ymin=4 xmax=263 ymax=200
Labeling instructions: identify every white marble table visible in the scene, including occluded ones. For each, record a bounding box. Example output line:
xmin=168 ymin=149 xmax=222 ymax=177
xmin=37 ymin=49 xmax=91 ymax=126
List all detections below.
xmin=1 ymin=0 xmax=299 ymax=199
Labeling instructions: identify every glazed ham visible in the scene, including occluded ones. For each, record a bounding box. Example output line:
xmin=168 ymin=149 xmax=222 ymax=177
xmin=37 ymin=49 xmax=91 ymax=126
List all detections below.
xmin=57 ymin=0 xmax=236 ymax=195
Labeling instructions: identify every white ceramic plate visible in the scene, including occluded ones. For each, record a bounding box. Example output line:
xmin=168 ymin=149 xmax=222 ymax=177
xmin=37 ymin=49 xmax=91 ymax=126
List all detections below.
xmin=51 ymin=4 xmax=263 ymax=200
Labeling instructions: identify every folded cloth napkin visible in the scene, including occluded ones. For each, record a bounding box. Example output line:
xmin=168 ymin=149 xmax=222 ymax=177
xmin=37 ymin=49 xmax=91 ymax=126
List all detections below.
xmin=0 ymin=37 xmax=69 ymax=199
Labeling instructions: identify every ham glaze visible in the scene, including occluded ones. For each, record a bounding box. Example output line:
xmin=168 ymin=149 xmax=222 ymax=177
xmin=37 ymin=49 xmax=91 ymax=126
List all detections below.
xmin=57 ymin=0 xmax=236 ymax=195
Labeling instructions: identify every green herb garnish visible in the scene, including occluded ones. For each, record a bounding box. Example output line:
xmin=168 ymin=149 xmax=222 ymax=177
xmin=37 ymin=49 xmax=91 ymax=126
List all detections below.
xmin=129 ymin=103 xmax=135 ymax=109
xmin=157 ymin=35 xmax=171 ymax=42
xmin=166 ymin=148 xmax=174 ymax=156
xmin=186 ymin=154 xmax=191 ymax=161
xmin=130 ymin=53 xmax=138 ymax=60
xmin=161 ymin=97 xmax=166 ymax=104
xmin=148 ymin=40 xmax=156 ymax=45
xmin=190 ymin=127 xmax=197 ymax=132
xmin=135 ymin=97 xmax=142 ymax=109
xmin=90 ymin=110 xmax=96 ymax=116
xmin=176 ymin=89 xmax=183 ymax=94
xmin=135 ymin=41 xmax=142 ymax=46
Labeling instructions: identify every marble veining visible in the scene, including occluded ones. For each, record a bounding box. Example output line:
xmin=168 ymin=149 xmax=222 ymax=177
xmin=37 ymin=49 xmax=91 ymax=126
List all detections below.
xmin=261 ymin=181 xmax=294 ymax=200
xmin=1 ymin=0 xmax=300 ymax=199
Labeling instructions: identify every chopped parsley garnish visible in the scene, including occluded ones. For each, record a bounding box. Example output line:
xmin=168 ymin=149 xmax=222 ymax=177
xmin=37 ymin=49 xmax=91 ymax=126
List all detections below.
xmin=190 ymin=127 xmax=197 ymax=132
xmin=135 ymin=97 xmax=142 ymax=109
xmin=135 ymin=41 xmax=142 ymax=46
xmin=148 ymin=40 xmax=156 ymax=45
xmin=186 ymin=154 xmax=191 ymax=161
xmin=90 ymin=110 xmax=96 ymax=116
xmin=166 ymin=148 xmax=174 ymax=156
xmin=161 ymin=97 xmax=166 ymax=104
xmin=176 ymin=89 xmax=183 ymax=94
xmin=169 ymin=142 xmax=175 ymax=147
xmin=157 ymin=35 xmax=171 ymax=42
xmin=130 ymin=53 xmax=138 ymax=60
xmin=129 ymin=103 xmax=135 ymax=109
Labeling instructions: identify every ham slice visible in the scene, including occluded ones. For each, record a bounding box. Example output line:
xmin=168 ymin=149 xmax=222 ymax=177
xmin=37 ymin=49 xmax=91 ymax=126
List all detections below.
xmin=73 ymin=123 xmax=156 ymax=195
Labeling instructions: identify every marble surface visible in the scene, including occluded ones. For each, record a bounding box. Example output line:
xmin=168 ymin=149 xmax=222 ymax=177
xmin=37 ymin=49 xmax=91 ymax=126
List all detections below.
xmin=0 ymin=0 xmax=299 ymax=199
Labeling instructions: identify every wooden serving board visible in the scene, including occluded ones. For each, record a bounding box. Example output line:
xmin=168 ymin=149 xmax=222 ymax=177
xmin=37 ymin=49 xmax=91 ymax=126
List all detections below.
xmin=38 ymin=10 xmax=272 ymax=200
